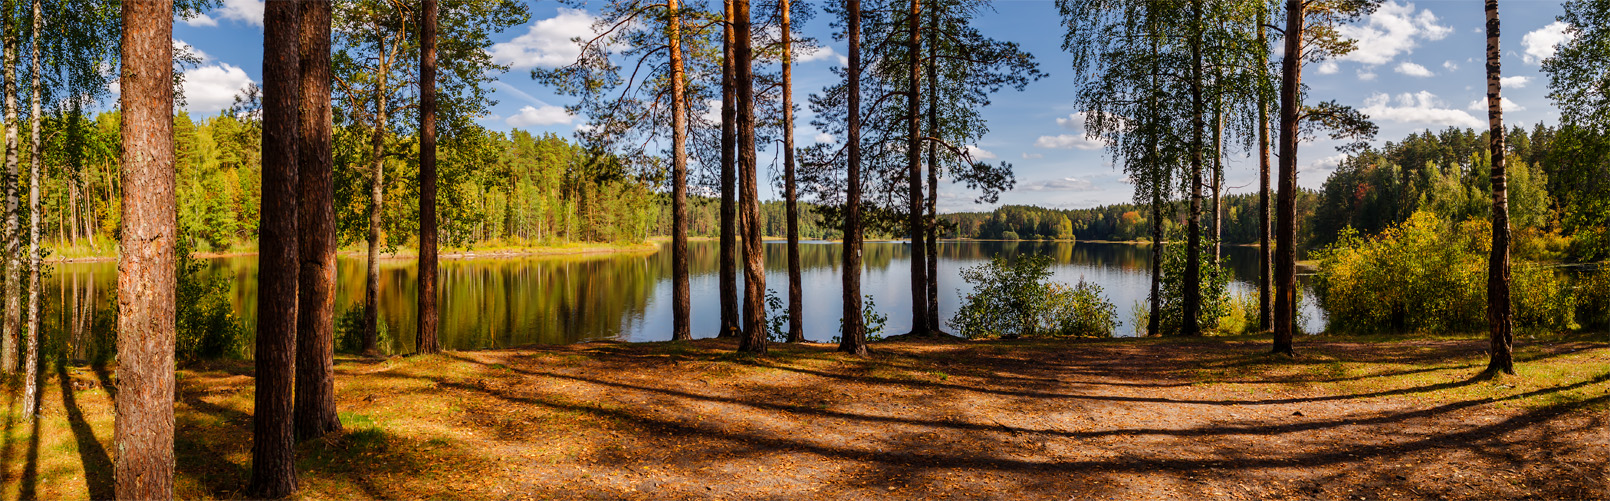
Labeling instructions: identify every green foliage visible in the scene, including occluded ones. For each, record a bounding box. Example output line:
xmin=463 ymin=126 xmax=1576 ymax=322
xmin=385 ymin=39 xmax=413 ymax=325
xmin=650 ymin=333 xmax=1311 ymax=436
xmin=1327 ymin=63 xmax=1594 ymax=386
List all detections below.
xmin=174 ymin=236 xmax=244 ymax=361
xmin=836 ymin=295 xmax=888 ymax=342
xmin=1576 ymin=268 xmax=1610 ymax=331
xmin=1314 ymin=211 xmax=1576 ymax=333
xmin=949 ymin=255 xmax=1117 ymax=338
xmin=1158 ymin=238 xmax=1229 ymax=335
xmin=334 ymin=308 xmax=393 ymax=355
xmin=765 ymin=289 xmax=789 ymax=343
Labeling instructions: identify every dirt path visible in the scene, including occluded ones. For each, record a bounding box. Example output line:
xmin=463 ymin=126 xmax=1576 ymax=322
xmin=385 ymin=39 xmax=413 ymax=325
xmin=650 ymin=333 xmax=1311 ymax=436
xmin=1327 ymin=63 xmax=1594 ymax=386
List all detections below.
xmin=4 ymin=335 xmax=1607 ymax=499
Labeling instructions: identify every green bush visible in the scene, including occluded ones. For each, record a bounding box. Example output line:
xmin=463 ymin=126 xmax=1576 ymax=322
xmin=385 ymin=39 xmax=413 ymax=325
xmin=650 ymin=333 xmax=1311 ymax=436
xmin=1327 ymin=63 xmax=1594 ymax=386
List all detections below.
xmin=1158 ymin=237 xmax=1230 ymax=335
xmin=1576 ymin=268 xmax=1610 ymax=331
xmin=834 ymin=294 xmax=887 ymax=342
xmin=335 ymin=307 xmax=393 ymax=355
xmin=175 ymin=238 xmax=244 ymax=361
xmin=1001 ymin=231 xmax=1020 ymax=240
xmin=1314 ymin=211 xmax=1575 ymax=333
xmin=949 ymin=255 xmax=1118 ymax=338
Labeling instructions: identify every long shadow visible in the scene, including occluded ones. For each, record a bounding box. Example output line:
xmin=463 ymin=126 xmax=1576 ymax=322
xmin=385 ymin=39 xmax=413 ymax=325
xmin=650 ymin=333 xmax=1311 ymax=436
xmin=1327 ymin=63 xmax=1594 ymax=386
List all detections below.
xmin=173 ymin=379 xmax=253 ymax=496
xmin=440 ymin=368 xmax=1610 ymax=484
xmin=57 ymin=363 xmax=114 ymax=499
xmin=0 ymin=380 xmax=17 ymax=489
xmin=19 ymin=411 xmax=39 ymax=500
xmin=441 ymin=352 xmax=1610 ymax=441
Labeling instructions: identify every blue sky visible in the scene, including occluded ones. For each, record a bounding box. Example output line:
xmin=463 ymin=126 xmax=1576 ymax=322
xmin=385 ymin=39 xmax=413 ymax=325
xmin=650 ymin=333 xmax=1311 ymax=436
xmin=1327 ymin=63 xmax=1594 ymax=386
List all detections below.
xmin=171 ymin=0 xmax=1575 ymax=212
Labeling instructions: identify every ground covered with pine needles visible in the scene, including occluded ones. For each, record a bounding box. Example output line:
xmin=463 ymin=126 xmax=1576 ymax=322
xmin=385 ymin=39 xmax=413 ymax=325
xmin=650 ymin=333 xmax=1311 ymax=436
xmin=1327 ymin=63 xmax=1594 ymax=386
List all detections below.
xmin=2 ymin=333 xmax=1607 ymax=500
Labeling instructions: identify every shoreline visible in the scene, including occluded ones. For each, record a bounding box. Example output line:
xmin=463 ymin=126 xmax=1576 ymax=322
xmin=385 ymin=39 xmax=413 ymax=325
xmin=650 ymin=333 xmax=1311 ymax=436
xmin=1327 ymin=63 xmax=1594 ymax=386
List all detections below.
xmin=47 ymin=241 xmax=663 ymax=264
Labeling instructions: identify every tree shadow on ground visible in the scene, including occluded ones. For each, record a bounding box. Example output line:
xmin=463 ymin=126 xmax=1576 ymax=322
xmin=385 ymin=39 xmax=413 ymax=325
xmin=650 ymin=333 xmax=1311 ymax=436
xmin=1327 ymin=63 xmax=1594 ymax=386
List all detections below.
xmin=56 ymin=363 xmax=113 ymax=499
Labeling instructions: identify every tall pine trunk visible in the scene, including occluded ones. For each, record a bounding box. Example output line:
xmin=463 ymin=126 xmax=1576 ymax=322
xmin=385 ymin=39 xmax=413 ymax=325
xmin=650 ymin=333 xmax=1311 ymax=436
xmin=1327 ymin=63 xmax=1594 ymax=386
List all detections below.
xmin=295 ymin=0 xmax=341 ymax=441
xmin=670 ymin=0 xmax=692 ymax=341
xmin=924 ymin=4 xmax=940 ymax=333
xmin=782 ymin=0 xmax=804 ymax=343
xmin=718 ymin=0 xmax=739 ymax=338
xmin=1273 ymin=0 xmax=1303 ymax=356
xmin=735 ymin=0 xmax=766 ymax=354
xmin=116 ymin=2 xmax=177 ymax=496
xmin=362 ymin=66 xmax=388 ymax=356
xmin=22 ymin=0 xmax=40 ymax=415
xmin=2 ymin=0 xmax=19 ymax=375
xmin=1257 ymin=5 xmax=1273 ymax=332
xmin=1484 ymin=0 xmax=1514 ymax=375
xmin=248 ymin=1 xmax=300 ymax=496
xmin=904 ymin=0 xmax=929 ymax=335
xmin=838 ymin=0 xmax=867 ymax=356
xmin=417 ymin=0 xmax=441 ymax=355
xmin=1182 ymin=0 xmax=1204 ymax=337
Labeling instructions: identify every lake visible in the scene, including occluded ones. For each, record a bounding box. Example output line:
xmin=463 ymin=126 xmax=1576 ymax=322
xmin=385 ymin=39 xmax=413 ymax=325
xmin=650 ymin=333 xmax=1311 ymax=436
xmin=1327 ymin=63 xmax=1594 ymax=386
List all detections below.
xmin=40 ymin=240 xmax=1326 ymax=356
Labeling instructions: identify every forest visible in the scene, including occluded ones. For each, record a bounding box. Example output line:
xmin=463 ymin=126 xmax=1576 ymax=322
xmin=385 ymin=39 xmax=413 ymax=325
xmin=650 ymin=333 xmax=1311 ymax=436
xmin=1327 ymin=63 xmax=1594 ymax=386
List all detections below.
xmin=0 ymin=0 xmax=1607 ymax=499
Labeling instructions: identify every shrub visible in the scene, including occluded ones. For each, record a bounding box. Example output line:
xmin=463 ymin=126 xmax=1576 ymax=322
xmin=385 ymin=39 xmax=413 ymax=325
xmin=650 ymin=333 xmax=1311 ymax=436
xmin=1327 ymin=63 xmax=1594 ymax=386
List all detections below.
xmin=175 ymin=238 xmax=244 ymax=361
xmin=1158 ymin=237 xmax=1230 ymax=335
xmin=1576 ymin=268 xmax=1610 ymax=331
xmin=335 ymin=308 xmax=393 ymax=355
xmin=835 ymin=294 xmax=887 ymax=342
xmin=949 ymin=255 xmax=1118 ymax=338
xmin=1001 ymin=231 xmax=1020 ymax=240
xmin=1314 ymin=211 xmax=1575 ymax=333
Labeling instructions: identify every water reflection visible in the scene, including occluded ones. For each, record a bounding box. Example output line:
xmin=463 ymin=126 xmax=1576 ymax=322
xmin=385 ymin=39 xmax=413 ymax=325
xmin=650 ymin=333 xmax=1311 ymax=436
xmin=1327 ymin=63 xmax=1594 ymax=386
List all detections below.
xmin=41 ymin=241 xmax=1326 ymax=355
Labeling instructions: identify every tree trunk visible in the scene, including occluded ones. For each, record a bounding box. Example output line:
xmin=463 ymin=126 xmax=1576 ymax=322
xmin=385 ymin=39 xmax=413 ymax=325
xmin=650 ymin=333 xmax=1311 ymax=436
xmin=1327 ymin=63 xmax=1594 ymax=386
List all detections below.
xmin=1182 ymin=0 xmax=1204 ymax=337
xmin=1484 ymin=0 xmax=1514 ymax=375
xmin=1273 ymin=0 xmax=1302 ymax=356
xmin=782 ymin=0 xmax=804 ymax=343
xmin=115 ymin=2 xmax=177 ymax=497
xmin=670 ymin=0 xmax=692 ymax=341
xmin=249 ymin=2 xmax=300 ymax=496
xmin=417 ymin=0 xmax=441 ymax=355
xmin=363 ymin=71 xmax=388 ymax=356
xmin=22 ymin=0 xmax=41 ymax=415
xmin=1212 ymin=102 xmax=1222 ymax=262
xmin=2 ymin=0 xmax=20 ymax=375
xmin=735 ymin=0 xmax=766 ymax=354
xmin=924 ymin=5 xmax=940 ymax=334
xmin=1257 ymin=4 xmax=1272 ymax=333
xmin=1149 ymin=187 xmax=1163 ymax=337
xmin=295 ymin=0 xmax=341 ymax=441
xmin=904 ymin=0 xmax=929 ymax=335
xmin=838 ymin=0 xmax=867 ymax=356
xmin=718 ymin=0 xmax=739 ymax=338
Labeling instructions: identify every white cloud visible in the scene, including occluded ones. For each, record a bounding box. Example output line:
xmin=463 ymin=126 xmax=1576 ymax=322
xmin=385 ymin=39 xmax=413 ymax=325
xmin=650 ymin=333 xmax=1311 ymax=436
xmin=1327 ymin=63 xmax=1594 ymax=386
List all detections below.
xmin=183 ymin=13 xmax=218 ymax=27
xmin=797 ymin=45 xmax=847 ymax=66
xmin=1317 ymin=61 xmax=1339 ymax=74
xmin=1336 ymin=1 xmax=1452 ymax=66
xmin=210 ymin=0 xmax=263 ymax=27
xmin=1466 ymin=96 xmax=1524 ymax=113
xmin=699 ymin=99 xmax=722 ymax=124
xmin=1394 ymin=61 xmax=1433 ymax=77
xmin=1034 ymin=134 xmax=1102 ymax=150
xmin=1360 ymin=91 xmax=1482 ymax=128
xmin=173 ymin=39 xmax=209 ymax=62
xmin=1500 ymin=75 xmax=1531 ymax=88
xmin=1304 ymin=154 xmax=1350 ymax=174
xmin=1442 ymin=60 xmax=1457 ymax=71
xmin=813 ymin=132 xmax=833 ymax=143
xmin=1358 ymin=69 xmax=1378 ymax=81
xmin=507 ymin=105 xmax=574 ymax=127
xmin=1522 ymin=21 xmax=1572 ymax=64
xmin=1021 ymin=153 xmax=1043 ymax=160
xmin=1020 ymin=177 xmax=1096 ymax=192
xmin=182 ymin=63 xmax=254 ymax=113
xmin=490 ymin=9 xmax=598 ymax=70
xmin=965 ymin=145 xmax=996 ymax=160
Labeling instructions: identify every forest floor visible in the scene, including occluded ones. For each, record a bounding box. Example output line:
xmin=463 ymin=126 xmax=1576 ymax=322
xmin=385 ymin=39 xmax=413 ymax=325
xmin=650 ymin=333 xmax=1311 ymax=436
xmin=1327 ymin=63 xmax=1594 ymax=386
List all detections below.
xmin=2 ymin=333 xmax=1607 ymax=500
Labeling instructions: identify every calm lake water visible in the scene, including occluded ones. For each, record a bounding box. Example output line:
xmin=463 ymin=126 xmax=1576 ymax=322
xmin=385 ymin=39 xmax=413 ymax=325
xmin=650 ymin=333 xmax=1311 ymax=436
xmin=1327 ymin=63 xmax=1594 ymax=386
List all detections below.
xmin=41 ymin=240 xmax=1325 ymax=356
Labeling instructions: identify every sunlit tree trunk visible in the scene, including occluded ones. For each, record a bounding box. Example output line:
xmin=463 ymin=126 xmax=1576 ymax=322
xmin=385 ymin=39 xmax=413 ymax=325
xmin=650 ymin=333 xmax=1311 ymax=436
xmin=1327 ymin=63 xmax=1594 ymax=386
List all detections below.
xmin=1257 ymin=5 xmax=1272 ymax=332
xmin=782 ymin=0 xmax=804 ymax=343
xmin=2 ymin=0 xmax=19 ymax=375
xmin=22 ymin=0 xmax=40 ymax=414
xmin=1484 ymin=0 xmax=1514 ymax=375
xmin=1273 ymin=0 xmax=1303 ymax=356
xmin=363 ymin=67 xmax=388 ymax=356
xmin=735 ymin=0 xmax=766 ymax=354
xmin=295 ymin=0 xmax=342 ymax=441
xmin=114 ymin=0 xmax=176 ymax=496
xmin=718 ymin=0 xmax=739 ymax=338
xmin=417 ymin=0 xmax=441 ymax=355
xmin=670 ymin=0 xmax=692 ymax=341
xmin=838 ymin=0 xmax=867 ymax=356
xmin=904 ymin=0 xmax=929 ymax=335
xmin=249 ymin=1 xmax=300 ymax=496
xmin=1212 ymin=101 xmax=1222 ymax=261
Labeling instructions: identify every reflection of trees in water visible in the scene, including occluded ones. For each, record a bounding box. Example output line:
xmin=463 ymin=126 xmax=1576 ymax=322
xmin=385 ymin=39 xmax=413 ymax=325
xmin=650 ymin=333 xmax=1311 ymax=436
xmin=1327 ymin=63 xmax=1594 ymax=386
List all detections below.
xmin=39 ymin=263 xmax=118 ymax=364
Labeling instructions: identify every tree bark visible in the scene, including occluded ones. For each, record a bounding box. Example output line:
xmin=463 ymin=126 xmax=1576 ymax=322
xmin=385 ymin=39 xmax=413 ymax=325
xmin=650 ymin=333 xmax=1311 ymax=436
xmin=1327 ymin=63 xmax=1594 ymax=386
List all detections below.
xmin=417 ymin=0 xmax=441 ymax=355
xmin=718 ymin=0 xmax=739 ymax=338
xmin=362 ymin=62 xmax=388 ymax=356
xmin=1273 ymin=0 xmax=1303 ymax=356
xmin=1484 ymin=0 xmax=1514 ymax=375
xmin=670 ymin=0 xmax=692 ymax=341
xmin=1183 ymin=0 xmax=1204 ymax=337
xmin=782 ymin=0 xmax=804 ymax=343
xmin=838 ymin=0 xmax=867 ymax=356
xmin=1257 ymin=4 xmax=1273 ymax=333
xmin=249 ymin=1 xmax=300 ymax=496
xmin=115 ymin=1 xmax=176 ymax=497
xmin=924 ymin=4 xmax=940 ymax=334
xmin=295 ymin=0 xmax=341 ymax=441
xmin=904 ymin=0 xmax=929 ymax=335
xmin=735 ymin=0 xmax=766 ymax=354
xmin=2 ymin=0 xmax=20 ymax=375
xmin=1212 ymin=101 xmax=1222 ymax=261
xmin=22 ymin=0 xmax=41 ymax=415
